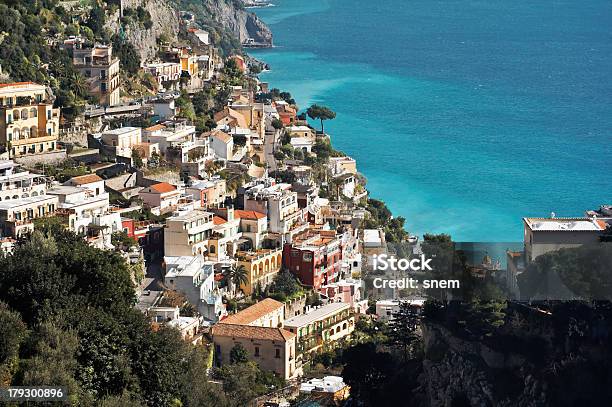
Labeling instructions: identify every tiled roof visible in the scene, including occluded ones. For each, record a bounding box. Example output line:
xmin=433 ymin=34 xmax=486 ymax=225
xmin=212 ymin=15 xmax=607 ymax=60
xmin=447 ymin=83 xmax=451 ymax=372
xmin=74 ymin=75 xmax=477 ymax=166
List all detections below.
xmin=210 ymin=130 xmax=232 ymax=143
xmin=0 ymin=81 xmax=36 ymax=88
xmin=70 ymin=174 xmax=103 ymax=185
xmin=234 ymin=209 xmax=266 ymax=220
xmin=145 ymin=124 xmax=166 ymax=131
xmin=212 ymin=323 xmax=295 ymax=342
xmin=221 ymin=298 xmax=284 ymax=325
xmin=213 ymin=215 xmax=227 ymax=225
xmin=150 ymin=182 xmax=176 ymax=193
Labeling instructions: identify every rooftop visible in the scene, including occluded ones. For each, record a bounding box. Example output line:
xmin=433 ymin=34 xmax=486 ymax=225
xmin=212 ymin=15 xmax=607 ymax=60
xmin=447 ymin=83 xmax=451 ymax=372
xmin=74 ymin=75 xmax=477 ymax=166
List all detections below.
xmin=69 ymin=174 xmax=103 ymax=185
xmin=0 ymin=194 xmax=57 ymax=210
xmin=103 ymin=127 xmax=140 ymax=136
xmin=284 ymin=302 xmax=350 ymax=328
xmin=221 ymin=298 xmax=284 ymax=325
xmin=234 ymin=209 xmax=266 ymax=220
xmin=149 ymin=182 xmax=177 ymax=194
xmin=212 ymin=323 xmax=295 ymax=342
xmin=524 ymin=217 xmax=606 ymax=232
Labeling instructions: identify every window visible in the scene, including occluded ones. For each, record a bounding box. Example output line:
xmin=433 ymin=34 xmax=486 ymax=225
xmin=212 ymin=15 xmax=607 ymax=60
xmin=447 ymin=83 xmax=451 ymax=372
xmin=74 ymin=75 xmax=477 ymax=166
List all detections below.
xmin=254 ymin=347 xmax=260 ymax=357
xmin=275 ymin=349 xmax=280 ymax=359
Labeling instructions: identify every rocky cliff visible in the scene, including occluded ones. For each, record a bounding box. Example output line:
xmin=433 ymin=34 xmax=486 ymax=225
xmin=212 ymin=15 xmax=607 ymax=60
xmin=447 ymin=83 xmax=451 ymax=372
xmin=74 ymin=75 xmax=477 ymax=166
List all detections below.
xmin=106 ymin=0 xmax=180 ymax=61
xmin=201 ymin=0 xmax=272 ymax=45
xmin=420 ymin=323 xmax=547 ymax=407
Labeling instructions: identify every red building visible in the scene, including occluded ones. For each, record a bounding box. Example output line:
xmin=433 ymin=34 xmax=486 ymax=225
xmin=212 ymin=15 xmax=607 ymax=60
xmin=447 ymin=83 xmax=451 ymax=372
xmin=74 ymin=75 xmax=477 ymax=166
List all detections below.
xmin=282 ymin=229 xmax=342 ymax=289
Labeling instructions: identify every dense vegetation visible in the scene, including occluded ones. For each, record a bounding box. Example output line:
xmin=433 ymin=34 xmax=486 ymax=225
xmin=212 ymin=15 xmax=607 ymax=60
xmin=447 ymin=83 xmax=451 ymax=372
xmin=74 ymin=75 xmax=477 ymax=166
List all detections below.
xmin=0 ymin=225 xmax=281 ymax=406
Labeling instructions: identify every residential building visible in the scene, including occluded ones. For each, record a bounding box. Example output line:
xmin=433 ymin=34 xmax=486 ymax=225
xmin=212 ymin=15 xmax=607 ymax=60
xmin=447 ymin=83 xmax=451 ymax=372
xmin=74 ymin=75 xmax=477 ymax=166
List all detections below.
xmin=142 ymin=62 xmax=182 ymax=90
xmin=139 ymin=182 xmax=182 ymax=213
xmin=208 ymin=130 xmax=234 ymax=160
xmin=152 ymin=99 xmax=177 ymax=121
xmin=208 ymin=207 xmax=242 ymax=260
xmin=72 ymin=44 xmax=121 ymax=106
xmin=235 ymin=248 xmax=283 ymax=296
xmin=221 ymin=297 xmax=285 ymax=327
xmin=101 ymin=127 xmax=142 ymax=159
xmin=375 ymin=299 xmax=425 ymax=322
xmin=300 ymin=376 xmax=350 ymax=404
xmin=284 ymin=302 xmax=354 ymax=358
xmin=0 ymin=82 xmax=60 ymax=158
xmin=164 ymin=255 xmax=225 ymax=321
xmin=243 ymin=182 xmax=304 ymax=236
xmin=290 ymin=137 xmax=314 ymax=154
xmin=148 ymin=306 xmax=201 ymax=343
xmin=319 ymin=278 xmax=368 ymax=314
xmin=212 ymin=323 xmax=297 ymax=379
xmin=283 ymin=228 xmax=342 ymax=289
xmin=274 ymin=101 xmax=297 ymax=125
xmin=328 ymin=156 xmax=357 ymax=176
xmin=164 ymin=209 xmax=214 ymax=256
xmin=286 ymin=125 xmax=315 ymax=139
xmin=234 ymin=209 xmax=268 ymax=249
xmin=523 ymin=217 xmax=606 ymax=262
xmin=143 ymin=121 xmax=196 ymax=155
xmin=214 ymin=106 xmax=248 ymax=129
xmin=186 ymin=178 xmax=227 ymax=209
xmin=0 ymin=194 xmax=58 ymax=237
xmin=0 ymin=160 xmax=48 ymax=201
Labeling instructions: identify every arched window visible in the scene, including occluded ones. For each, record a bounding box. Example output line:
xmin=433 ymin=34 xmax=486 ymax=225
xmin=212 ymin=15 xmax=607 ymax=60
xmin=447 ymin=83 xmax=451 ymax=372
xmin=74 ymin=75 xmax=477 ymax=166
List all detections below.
xmin=342 ymin=322 xmax=347 ymax=330
xmin=21 ymin=128 xmax=29 ymax=139
xmin=209 ymin=245 xmax=215 ymax=254
xmin=21 ymin=109 xmax=28 ymax=120
xmin=29 ymin=107 xmax=37 ymax=118
xmin=31 ymin=191 xmax=38 ymax=197
xmin=30 ymin=126 xmax=37 ymax=139
xmin=13 ymin=110 xmax=20 ymax=120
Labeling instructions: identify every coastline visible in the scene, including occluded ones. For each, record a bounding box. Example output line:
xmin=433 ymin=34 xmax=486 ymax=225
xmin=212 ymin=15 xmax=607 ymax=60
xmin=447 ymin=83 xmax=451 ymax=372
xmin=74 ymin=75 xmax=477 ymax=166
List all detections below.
xmin=246 ymin=0 xmax=612 ymax=243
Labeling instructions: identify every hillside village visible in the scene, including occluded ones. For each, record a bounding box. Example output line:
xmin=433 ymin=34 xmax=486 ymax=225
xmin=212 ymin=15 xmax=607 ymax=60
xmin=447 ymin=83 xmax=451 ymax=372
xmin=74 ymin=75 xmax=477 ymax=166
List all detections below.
xmin=1 ymin=1 xmax=612 ymax=406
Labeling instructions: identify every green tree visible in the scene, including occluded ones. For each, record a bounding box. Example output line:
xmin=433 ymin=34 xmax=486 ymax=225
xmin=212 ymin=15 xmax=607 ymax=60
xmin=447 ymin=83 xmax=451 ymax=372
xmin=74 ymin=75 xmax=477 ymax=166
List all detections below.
xmin=271 ymin=118 xmax=284 ymax=130
xmin=306 ymin=104 xmax=336 ymax=134
xmin=229 ymin=343 xmax=249 ymax=364
xmin=387 ymin=302 xmax=421 ymax=362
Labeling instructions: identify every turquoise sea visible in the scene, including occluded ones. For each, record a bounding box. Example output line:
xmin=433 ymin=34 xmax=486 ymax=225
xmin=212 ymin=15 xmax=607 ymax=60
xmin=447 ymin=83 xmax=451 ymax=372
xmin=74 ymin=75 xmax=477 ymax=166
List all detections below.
xmin=250 ymin=0 xmax=612 ymax=242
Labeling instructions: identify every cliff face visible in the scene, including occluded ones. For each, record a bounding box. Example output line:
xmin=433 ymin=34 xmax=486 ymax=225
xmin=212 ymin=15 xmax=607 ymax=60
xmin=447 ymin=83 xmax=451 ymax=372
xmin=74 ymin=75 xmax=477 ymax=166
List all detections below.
xmin=106 ymin=0 xmax=180 ymax=61
xmin=202 ymin=0 xmax=272 ymax=45
xmin=420 ymin=323 xmax=546 ymax=407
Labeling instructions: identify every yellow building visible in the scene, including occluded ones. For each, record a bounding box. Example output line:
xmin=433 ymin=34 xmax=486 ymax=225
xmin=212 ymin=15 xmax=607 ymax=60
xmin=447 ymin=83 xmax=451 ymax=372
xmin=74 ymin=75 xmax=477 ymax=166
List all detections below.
xmin=236 ymin=248 xmax=283 ymax=296
xmin=0 ymin=82 xmax=60 ymax=158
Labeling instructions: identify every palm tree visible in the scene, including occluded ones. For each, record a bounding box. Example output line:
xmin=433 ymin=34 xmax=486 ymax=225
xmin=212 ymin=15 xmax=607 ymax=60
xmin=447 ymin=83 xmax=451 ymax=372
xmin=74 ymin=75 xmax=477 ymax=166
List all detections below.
xmin=71 ymin=72 xmax=88 ymax=98
xmin=230 ymin=264 xmax=248 ymax=296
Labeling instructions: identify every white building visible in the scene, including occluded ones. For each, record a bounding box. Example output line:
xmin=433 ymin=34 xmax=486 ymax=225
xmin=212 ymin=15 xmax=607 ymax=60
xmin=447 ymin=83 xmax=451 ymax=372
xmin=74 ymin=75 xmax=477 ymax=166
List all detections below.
xmin=101 ymin=127 xmax=142 ymax=158
xmin=243 ymin=181 xmax=304 ymax=237
xmin=208 ymin=130 xmax=234 ymax=161
xmin=523 ymin=217 xmax=606 ymax=262
xmin=164 ymin=209 xmax=215 ymax=256
xmin=143 ymin=121 xmax=196 ymax=155
xmin=164 ymin=255 xmax=225 ymax=321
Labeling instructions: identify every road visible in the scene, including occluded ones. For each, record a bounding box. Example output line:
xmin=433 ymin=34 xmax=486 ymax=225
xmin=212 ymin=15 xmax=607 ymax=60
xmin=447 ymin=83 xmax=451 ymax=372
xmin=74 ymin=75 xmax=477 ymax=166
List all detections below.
xmin=136 ymin=260 xmax=164 ymax=312
xmin=264 ymin=128 xmax=280 ymax=172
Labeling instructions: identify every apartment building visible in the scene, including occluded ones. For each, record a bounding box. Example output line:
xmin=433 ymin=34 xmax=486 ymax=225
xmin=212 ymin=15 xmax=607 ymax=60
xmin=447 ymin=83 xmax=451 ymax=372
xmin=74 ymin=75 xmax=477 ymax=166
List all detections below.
xmin=523 ymin=217 xmax=606 ymax=262
xmin=138 ymin=182 xmax=182 ymax=213
xmin=0 ymin=160 xmax=47 ymax=202
xmin=234 ymin=209 xmax=268 ymax=249
xmin=164 ymin=255 xmax=225 ymax=321
xmin=100 ymin=127 xmax=142 ymax=159
xmin=284 ymin=302 xmax=354 ymax=358
xmin=283 ymin=228 xmax=342 ymax=289
xmin=243 ymin=181 xmax=304 ymax=237
xmin=0 ymin=82 xmax=60 ymax=158
xmin=143 ymin=121 xmax=196 ymax=155
xmin=0 ymin=194 xmax=58 ymax=237
xmin=186 ymin=178 xmax=227 ymax=209
xmin=142 ymin=62 xmax=182 ymax=90
xmin=72 ymin=45 xmax=121 ymax=106
xmin=236 ymin=248 xmax=283 ymax=296
xmin=164 ymin=209 xmax=215 ymax=256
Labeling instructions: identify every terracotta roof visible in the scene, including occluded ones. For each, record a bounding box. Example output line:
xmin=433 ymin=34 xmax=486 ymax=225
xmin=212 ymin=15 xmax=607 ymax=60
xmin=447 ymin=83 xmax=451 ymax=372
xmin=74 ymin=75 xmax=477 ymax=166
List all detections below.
xmin=149 ymin=182 xmax=176 ymax=193
xmin=213 ymin=215 xmax=227 ymax=225
xmin=221 ymin=298 xmax=284 ymax=326
xmin=145 ymin=124 xmax=166 ymax=131
xmin=0 ymin=81 xmax=36 ymax=89
xmin=210 ymin=130 xmax=232 ymax=143
xmin=70 ymin=174 xmax=103 ymax=185
xmin=212 ymin=323 xmax=295 ymax=342
xmin=234 ymin=209 xmax=266 ymax=220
